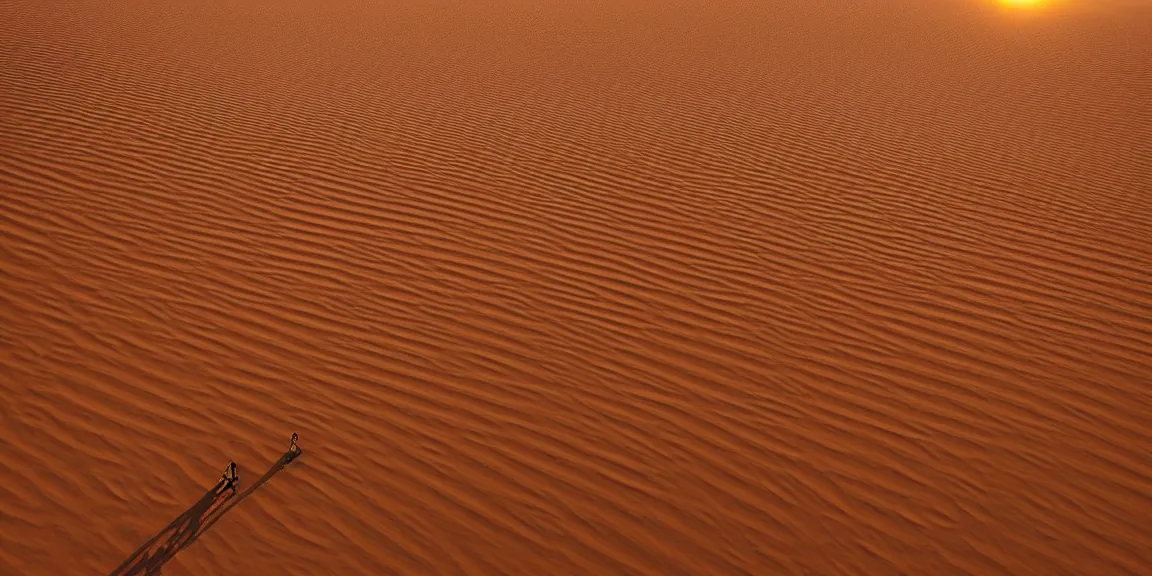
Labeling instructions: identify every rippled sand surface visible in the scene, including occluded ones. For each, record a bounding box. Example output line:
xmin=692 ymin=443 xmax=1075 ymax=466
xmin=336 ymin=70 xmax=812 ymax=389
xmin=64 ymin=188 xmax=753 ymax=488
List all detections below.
xmin=2 ymin=0 xmax=1150 ymax=574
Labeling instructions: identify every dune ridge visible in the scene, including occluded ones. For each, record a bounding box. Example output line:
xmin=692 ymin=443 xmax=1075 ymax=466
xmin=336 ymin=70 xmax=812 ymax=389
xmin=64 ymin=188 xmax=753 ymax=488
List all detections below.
xmin=2 ymin=0 xmax=1150 ymax=574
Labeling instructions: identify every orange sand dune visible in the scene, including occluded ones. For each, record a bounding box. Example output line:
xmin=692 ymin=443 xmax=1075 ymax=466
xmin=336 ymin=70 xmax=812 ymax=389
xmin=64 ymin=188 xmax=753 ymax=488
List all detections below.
xmin=2 ymin=0 xmax=1150 ymax=574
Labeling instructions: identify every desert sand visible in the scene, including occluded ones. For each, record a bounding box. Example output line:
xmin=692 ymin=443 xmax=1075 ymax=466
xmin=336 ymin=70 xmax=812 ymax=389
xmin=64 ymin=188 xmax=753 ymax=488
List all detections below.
xmin=1 ymin=0 xmax=1150 ymax=574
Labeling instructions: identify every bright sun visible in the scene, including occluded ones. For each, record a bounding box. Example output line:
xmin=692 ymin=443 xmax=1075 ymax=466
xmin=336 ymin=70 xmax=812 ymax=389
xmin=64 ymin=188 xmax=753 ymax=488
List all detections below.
xmin=1000 ymin=0 xmax=1045 ymax=7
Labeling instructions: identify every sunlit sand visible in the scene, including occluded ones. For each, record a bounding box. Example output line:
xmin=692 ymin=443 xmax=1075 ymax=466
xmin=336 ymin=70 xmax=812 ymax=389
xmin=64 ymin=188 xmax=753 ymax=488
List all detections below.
xmin=2 ymin=0 xmax=1149 ymax=574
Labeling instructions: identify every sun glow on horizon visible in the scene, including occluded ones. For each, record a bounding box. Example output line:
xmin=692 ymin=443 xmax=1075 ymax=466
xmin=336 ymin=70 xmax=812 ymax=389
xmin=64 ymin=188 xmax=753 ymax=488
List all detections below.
xmin=994 ymin=0 xmax=1063 ymax=15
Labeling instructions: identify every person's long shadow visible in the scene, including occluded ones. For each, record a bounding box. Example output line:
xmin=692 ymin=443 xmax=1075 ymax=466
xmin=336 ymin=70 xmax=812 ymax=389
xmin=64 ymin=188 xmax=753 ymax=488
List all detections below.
xmin=108 ymin=450 xmax=302 ymax=576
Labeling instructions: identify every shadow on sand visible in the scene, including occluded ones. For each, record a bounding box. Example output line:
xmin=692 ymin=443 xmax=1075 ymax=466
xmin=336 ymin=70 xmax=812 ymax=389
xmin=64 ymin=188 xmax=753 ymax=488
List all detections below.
xmin=108 ymin=450 xmax=301 ymax=576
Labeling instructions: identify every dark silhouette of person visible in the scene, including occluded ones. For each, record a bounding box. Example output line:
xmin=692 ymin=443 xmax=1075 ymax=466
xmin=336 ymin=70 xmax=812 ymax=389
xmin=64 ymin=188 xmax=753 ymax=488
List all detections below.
xmin=220 ymin=461 xmax=238 ymax=492
xmin=286 ymin=432 xmax=301 ymax=462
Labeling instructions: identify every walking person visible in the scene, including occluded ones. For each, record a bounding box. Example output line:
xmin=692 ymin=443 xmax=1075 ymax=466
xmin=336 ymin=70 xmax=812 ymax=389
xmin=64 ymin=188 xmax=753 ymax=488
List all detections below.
xmin=219 ymin=461 xmax=238 ymax=493
xmin=286 ymin=433 xmax=302 ymax=462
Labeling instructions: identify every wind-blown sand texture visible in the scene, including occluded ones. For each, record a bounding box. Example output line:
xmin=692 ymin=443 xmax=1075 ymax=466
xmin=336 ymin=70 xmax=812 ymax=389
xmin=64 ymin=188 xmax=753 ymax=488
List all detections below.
xmin=2 ymin=0 xmax=1150 ymax=574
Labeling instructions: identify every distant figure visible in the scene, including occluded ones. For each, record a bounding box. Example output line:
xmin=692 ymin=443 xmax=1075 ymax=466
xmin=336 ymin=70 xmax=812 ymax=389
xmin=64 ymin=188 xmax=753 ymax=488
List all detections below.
xmin=220 ymin=461 xmax=238 ymax=492
xmin=286 ymin=432 xmax=302 ymax=463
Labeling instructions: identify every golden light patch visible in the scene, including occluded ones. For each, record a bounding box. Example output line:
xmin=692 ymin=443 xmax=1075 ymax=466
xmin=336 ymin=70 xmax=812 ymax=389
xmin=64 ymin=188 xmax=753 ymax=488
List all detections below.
xmin=993 ymin=0 xmax=1064 ymax=15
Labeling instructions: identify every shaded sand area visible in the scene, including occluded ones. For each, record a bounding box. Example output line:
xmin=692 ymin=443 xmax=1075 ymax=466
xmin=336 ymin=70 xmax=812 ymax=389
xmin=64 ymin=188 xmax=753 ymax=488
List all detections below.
xmin=2 ymin=0 xmax=1150 ymax=574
